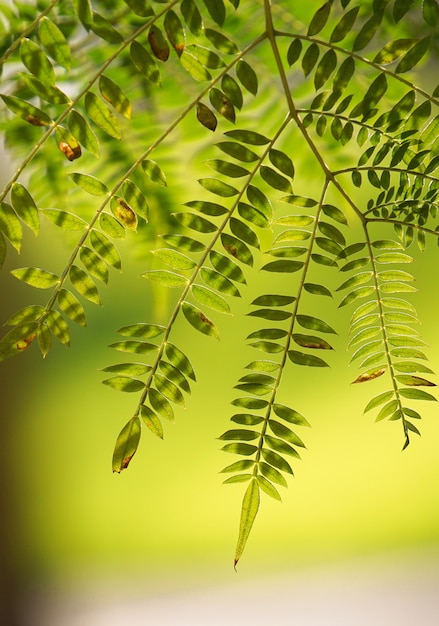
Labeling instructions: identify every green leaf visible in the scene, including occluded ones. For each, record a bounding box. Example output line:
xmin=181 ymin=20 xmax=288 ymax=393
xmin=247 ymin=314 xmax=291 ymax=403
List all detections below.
xmin=85 ymin=92 xmax=121 ymax=140
xmin=166 ymin=0 xmax=191 ymax=31
xmin=103 ymin=376 xmax=145 ymax=393
xmin=288 ymin=350 xmax=329 ymax=368
xmin=181 ymin=0 xmax=203 ymax=35
xmin=231 ymin=413 xmax=264 ymax=425
xmin=100 ymin=213 xmax=125 ymax=239
xmin=11 ymin=266 xmax=59 ymax=288
xmin=99 ymin=76 xmax=131 ymax=119
xmin=218 ymin=142 xmax=258 ymax=164
xmin=269 ymin=420 xmax=305 ymax=447
xmin=236 ymin=60 xmax=258 ymax=95
xmin=314 ymin=49 xmax=337 ymax=90
xmin=1 ymin=95 xmax=51 ymax=127
xmin=166 ymin=343 xmax=196 ymax=381
xmin=222 ymin=74 xmax=243 ymax=109
xmin=210 ymin=251 xmax=246 ymax=284
xmin=159 ymin=361 xmax=190 ymax=394
xmin=200 ymin=267 xmax=240 ymax=296
xmin=90 ymin=12 xmax=123 ymax=43
xmin=38 ymin=17 xmax=70 ymax=69
xmin=173 ymin=212 xmax=217 ymax=233
xmin=202 ymin=0 xmax=226 ymax=25
xmin=261 ymin=260 xmax=304 ymax=273
xmin=122 ymin=180 xmax=149 ymax=221
xmin=197 ymin=102 xmax=217 ymax=131
xmin=154 ymin=373 xmax=185 ymax=406
xmin=396 ymin=375 xmax=436 ymax=387
xmin=273 ymin=404 xmax=310 ymax=426
xmin=180 ymin=51 xmax=212 ymax=81
xmin=117 ymin=323 xmax=165 ymax=339
xmin=330 ymin=6 xmax=360 ymax=42
xmin=69 ymin=265 xmax=101 ymax=304
xmin=90 ymin=230 xmax=121 ymax=270
xmin=221 ymin=460 xmax=254 ymax=473
xmin=260 ymin=167 xmax=292 ymax=192
xmin=233 ymin=477 xmax=260 ymax=568
xmin=20 ymin=72 xmax=69 ymax=105
xmin=261 ymin=449 xmax=293 ymax=474
xmin=37 ymin=325 xmax=52 ymax=358
xmin=142 ymin=159 xmax=167 ymax=187
xmin=149 ymin=388 xmax=174 ymax=421
xmin=123 ymin=0 xmax=154 ymax=17
xmin=374 ymin=39 xmax=417 ymax=65
xmin=287 ymin=39 xmax=302 ymax=66
xmin=224 ymin=130 xmax=269 ymax=146
xmin=182 ymin=301 xmax=220 ymax=339
xmin=140 ymin=405 xmax=163 ymax=439
xmin=153 ymin=248 xmax=196 ymax=270
xmin=42 ymin=209 xmax=87 ymax=231
xmin=375 ymin=252 xmax=413 ymax=264
xmin=308 ymin=2 xmax=331 ymax=36
xmin=191 ymin=284 xmax=232 ymax=314
xmin=396 ymin=37 xmax=431 ymax=74
xmin=109 ymin=340 xmax=158 ymax=354
xmin=256 ymin=475 xmax=281 ymax=500
xmin=302 ymin=42 xmax=319 ymax=76
xmin=162 ymin=234 xmax=206 ymax=253
xmin=5 ymin=305 xmax=44 ymax=326
xmin=112 ymin=417 xmax=141 ymax=472
xmin=231 ymin=398 xmax=268 ymax=410
xmin=130 ymin=41 xmax=160 ymax=83
xmin=57 ymin=289 xmax=87 ymax=327
xmin=205 ymin=28 xmax=239 ymax=54
xmin=398 ymin=388 xmax=436 ymax=402
xmin=69 ymin=173 xmax=109 ymax=196
xmin=209 ymin=88 xmax=235 ymax=123
xmin=20 ymin=38 xmax=55 ymax=85
xmin=352 ymin=10 xmax=383 ymax=51
xmin=219 ymin=429 xmax=259 ymax=441
xmin=141 ymin=270 xmax=188 ymax=288
xmin=206 ymin=159 xmax=249 ymax=178
xmin=0 ymin=322 xmax=39 ymax=362
xmin=73 ymin=0 xmax=93 ymax=27
xmin=423 ymin=0 xmax=439 ymax=26
xmin=222 ymin=442 xmax=258 ymax=456
xmin=230 ymin=218 xmax=259 ymax=248
xmin=338 ymin=286 xmax=375 ymax=307
xmin=10 ymin=183 xmax=39 ymax=235
xmin=221 ymin=234 xmax=253 ymax=266
xmin=68 ymin=110 xmax=100 ymax=157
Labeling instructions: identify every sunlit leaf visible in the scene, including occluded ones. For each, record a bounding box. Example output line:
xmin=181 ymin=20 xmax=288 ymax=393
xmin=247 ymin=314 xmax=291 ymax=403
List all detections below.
xmin=57 ymin=289 xmax=87 ymax=326
xmin=182 ymin=301 xmax=220 ymax=339
xmin=69 ymin=173 xmax=108 ymax=196
xmin=69 ymin=265 xmax=101 ymax=304
xmin=112 ymin=417 xmax=141 ymax=473
xmin=140 ymin=405 xmax=163 ymax=439
xmin=11 ymin=266 xmax=59 ymax=288
xmin=11 ymin=183 xmax=39 ymax=235
xmin=234 ymin=478 xmax=260 ymax=568
xmin=39 ymin=17 xmax=71 ymax=69
xmin=99 ymin=75 xmax=131 ymax=119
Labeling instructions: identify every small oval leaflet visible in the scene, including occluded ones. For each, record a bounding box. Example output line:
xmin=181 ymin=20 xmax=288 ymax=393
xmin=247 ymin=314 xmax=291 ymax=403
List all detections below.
xmin=112 ymin=417 xmax=141 ymax=473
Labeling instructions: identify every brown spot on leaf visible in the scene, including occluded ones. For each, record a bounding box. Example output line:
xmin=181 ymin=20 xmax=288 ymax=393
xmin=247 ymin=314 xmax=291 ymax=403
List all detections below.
xmin=25 ymin=114 xmax=46 ymax=126
xmin=59 ymin=141 xmax=82 ymax=161
xmin=16 ymin=334 xmax=36 ymax=351
xmin=352 ymin=368 xmax=386 ymax=384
